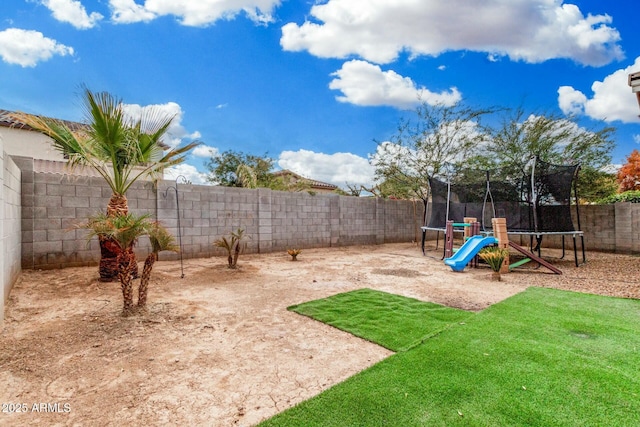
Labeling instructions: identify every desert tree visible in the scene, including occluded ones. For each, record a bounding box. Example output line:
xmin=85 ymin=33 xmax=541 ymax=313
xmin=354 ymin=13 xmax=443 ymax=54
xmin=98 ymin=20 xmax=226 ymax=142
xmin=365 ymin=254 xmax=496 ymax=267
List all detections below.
xmin=206 ymin=150 xmax=274 ymax=187
xmin=207 ymin=150 xmax=312 ymax=192
xmin=475 ymin=108 xmax=616 ymax=201
xmin=370 ymin=101 xmax=494 ymax=222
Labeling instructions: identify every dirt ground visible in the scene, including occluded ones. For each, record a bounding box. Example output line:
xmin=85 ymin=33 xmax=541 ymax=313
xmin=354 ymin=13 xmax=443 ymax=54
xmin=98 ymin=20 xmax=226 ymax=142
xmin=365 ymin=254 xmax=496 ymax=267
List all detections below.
xmin=1 ymin=242 xmax=638 ymax=426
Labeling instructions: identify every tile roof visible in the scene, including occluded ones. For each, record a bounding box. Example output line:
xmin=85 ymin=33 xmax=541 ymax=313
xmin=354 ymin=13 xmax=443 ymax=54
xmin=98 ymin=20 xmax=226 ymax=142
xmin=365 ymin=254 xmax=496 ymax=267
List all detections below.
xmin=0 ymin=108 xmax=170 ymax=149
xmin=272 ymin=169 xmax=337 ymax=190
xmin=0 ymin=109 xmax=86 ymax=131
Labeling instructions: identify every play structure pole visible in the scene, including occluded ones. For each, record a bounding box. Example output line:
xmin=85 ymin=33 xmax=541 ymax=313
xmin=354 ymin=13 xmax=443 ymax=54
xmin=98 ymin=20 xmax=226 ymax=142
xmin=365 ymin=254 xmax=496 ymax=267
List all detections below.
xmin=444 ymin=220 xmax=454 ymax=258
xmin=492 ymin=217 xmax=510 ymax=274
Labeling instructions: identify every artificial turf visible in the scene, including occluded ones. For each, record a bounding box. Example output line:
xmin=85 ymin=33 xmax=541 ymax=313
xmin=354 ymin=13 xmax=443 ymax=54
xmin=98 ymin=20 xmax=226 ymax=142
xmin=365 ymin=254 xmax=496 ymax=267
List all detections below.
xmin=262 ymin=287 xmax=640 ymax=426
xmin=287 ymin=288 xmax=473 ymax=351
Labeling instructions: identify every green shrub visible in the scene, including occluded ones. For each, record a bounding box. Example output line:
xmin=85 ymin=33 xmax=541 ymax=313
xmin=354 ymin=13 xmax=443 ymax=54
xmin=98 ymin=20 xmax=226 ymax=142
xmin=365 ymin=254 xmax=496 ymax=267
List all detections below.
xmin=479 ymin=246 xmax=509 ymax=272
xmin=595 ymin=190 xmax=640 ymax=204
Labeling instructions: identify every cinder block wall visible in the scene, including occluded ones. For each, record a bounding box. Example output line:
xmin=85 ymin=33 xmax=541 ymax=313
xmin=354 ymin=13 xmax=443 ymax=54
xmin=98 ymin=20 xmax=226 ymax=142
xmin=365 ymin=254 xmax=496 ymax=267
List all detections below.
xmin=14 ymin=168 xmax=640 ymax=272
xmin=421 ymin=202 xmax=639 ymax=255
xmin=1 ymin=148 xmax=22 ymax=324
xmin=22 ymin=175 xmax=420 ymax=269
xmin=18 ymin=164 xmax=157 ymax=269
xmin=157 ymin=182 xmax=261 ymax=259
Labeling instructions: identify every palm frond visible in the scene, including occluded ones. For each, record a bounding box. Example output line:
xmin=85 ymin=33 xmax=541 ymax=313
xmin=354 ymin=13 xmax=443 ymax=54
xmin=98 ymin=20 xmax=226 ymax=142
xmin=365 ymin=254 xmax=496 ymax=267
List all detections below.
xmin=146 ymin=222 xmax=179 ymax=254
xmin=79 ymin=213 xmax=151 ymax=250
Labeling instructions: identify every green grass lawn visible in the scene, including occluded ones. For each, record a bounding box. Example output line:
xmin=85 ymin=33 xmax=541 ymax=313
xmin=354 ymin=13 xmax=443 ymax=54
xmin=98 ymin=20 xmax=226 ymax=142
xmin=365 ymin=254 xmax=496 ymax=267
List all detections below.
xmin=261 ymin=287 xmax=640 ymax=427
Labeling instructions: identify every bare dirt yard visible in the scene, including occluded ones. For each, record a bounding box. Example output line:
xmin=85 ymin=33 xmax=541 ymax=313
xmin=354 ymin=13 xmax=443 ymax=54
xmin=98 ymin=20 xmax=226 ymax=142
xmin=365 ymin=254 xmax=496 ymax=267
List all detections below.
xmin=1 ymin=242 xmax=638 ymax=426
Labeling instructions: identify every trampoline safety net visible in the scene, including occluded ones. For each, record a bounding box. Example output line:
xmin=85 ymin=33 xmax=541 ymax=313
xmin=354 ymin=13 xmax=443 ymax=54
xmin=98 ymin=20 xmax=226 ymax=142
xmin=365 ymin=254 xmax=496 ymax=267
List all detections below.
xmin=425 ymin=158 xmax=581 ymax=234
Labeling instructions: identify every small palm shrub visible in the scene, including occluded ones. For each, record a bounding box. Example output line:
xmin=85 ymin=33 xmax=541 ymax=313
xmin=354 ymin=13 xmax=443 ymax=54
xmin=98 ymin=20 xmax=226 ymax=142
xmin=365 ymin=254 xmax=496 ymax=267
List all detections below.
xmin=138 ymin=222 xmax=179 ymax=310
xmin=214 ymin=228 xmax=248 ymax=268
xmin=80 ymin=213 xmax=178 ymax=316
xmin=287 ymin=248 xmax=302 ymax=261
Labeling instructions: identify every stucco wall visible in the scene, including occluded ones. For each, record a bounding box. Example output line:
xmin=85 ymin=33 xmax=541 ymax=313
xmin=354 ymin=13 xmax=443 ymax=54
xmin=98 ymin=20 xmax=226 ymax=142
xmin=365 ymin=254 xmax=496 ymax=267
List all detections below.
xmin=0 ymin=126 xmax=64 ymax=161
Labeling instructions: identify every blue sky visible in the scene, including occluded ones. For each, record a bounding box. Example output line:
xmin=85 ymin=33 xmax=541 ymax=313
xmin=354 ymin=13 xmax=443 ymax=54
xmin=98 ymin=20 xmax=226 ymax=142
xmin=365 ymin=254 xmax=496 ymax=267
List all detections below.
xmin=1 ymin=0 xmax=639 ymax=187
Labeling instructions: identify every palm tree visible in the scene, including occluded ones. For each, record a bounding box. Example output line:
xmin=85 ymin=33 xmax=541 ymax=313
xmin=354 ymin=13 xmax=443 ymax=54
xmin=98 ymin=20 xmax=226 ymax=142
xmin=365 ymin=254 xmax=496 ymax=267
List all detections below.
xmin=83 ymin=213 xmax=151 ymax=315
xmin=138 ymin=222 xmax=179 ymax=310
xmin=12 ymin=87 xmax=199 ymax=280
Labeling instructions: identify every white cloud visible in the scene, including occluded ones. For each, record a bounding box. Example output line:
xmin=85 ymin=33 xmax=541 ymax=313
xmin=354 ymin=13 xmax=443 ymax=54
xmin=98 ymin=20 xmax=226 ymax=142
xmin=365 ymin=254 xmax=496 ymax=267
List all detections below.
xmin=192 ymin=145 xmax=219 ymax=158
xmin=634 ymin=135 xmax=640 ymax=145
xmin=281 ymin=0 xmax=623 ymax=66
xmin=557 ymin=57 xmax=640 ymax=123
xmin=109 ymin=0 xmax=280 ymax=26
xmin=41 ymin=0 xmax=103 ymax=29
xmin=329 ymin=60 xmax=461 ymax=109
xmin=109 ymin=0 xmax=156 ymax=23
xmin=278 ymin=149 xmax=375 ymax=188
xmin=557 ymin=86 xmax=587 ymax=116
xmin=121 ymin=101 xmax=201 ymax=147
xmin=164 ymin=163 xmax=210 ymax=185
xmin=0 ymin=28 xmax=74 ymax=67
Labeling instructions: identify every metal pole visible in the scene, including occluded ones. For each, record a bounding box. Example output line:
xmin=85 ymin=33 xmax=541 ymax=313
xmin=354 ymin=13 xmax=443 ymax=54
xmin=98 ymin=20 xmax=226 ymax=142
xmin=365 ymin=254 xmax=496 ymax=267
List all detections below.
xmin=162 ymin=175 xmax=187 ymax=278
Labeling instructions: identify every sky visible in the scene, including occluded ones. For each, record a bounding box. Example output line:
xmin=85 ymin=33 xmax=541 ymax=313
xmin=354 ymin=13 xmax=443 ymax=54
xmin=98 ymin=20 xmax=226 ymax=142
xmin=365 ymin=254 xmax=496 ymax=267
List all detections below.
xmin=1 ymin=0 xmax=639 ymax=188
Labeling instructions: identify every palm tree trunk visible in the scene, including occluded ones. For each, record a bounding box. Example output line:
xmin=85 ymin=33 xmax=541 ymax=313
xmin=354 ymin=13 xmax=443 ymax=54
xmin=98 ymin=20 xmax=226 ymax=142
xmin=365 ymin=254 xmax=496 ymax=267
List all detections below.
xmin=232 ymin=242 xmax=240 ymax=268
xmin=99 ymin=235 xmax=121 ymax=281
xmin=138 ymin=252 xmax=157 ymax=309
xmin=100 ymin=194 xmax=138 ymax=281
xmin=106 ymin=193 xmax=129 ymax=217
xmin=117 ymin=249 xmax=137 ymax=316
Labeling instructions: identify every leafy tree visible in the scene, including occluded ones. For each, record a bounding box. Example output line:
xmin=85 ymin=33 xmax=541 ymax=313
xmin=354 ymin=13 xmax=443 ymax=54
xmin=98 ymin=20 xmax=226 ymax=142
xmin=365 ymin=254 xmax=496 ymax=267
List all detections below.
xmin=13 ymin=87 xmax=198 ymax=279
xmin=617 ymin=149 xmax=640 ymax=192
xmin=346 ymin=179 xmax=416 ymax=199
xmin=578 ymin=169 xmax=617 ymax=202
xmin=206 ymin=150 xmax=274 ymax=187
xmin=267 ymin=172 xmax=312 ymax=192
xmin=370 ymin=101 xmax=494 ymax=219
xmin=477 ymin=108 xmax=616 ymax=202
xmin=206 ymin=150 xmax=314 ymax=192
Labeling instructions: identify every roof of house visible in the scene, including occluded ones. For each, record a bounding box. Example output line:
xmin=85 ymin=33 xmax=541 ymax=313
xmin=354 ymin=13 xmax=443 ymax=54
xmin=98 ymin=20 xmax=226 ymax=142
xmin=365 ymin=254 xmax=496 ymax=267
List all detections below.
xmin=0 ymin=109 xmax=86 ymax=132
xmin=0 ymin=108 xmax=170 ymax=148
xmin=273 ymin=169 xmax=338 ymax=190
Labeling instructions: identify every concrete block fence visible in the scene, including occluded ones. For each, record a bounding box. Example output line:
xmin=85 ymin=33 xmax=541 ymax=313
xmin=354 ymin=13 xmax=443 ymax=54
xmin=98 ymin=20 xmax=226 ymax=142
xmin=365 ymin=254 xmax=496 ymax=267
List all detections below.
xmin=1 ymin=148 xmax=22 ymax=323
xmin=11 ymin=156 xmax=640 ymax=274
xmin=18 ymin=168 xmax=425 ymax=270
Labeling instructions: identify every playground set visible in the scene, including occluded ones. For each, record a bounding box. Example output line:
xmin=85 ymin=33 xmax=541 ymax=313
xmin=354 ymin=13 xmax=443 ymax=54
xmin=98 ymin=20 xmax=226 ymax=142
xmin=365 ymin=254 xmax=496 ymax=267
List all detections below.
xmin=420 ymin=157 xmax=585 ymax=275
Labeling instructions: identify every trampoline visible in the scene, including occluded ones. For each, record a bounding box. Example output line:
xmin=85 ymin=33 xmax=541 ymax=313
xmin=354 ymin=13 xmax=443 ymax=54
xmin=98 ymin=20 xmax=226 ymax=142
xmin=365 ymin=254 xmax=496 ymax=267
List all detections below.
xmin=421 ymin=157 xmax=585 ymax=266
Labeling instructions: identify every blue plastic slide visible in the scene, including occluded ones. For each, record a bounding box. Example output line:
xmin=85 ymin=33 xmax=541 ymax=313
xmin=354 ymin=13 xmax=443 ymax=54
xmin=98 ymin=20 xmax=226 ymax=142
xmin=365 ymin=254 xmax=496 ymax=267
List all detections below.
xmin=444 ymin=235 xmax=499 ymax=272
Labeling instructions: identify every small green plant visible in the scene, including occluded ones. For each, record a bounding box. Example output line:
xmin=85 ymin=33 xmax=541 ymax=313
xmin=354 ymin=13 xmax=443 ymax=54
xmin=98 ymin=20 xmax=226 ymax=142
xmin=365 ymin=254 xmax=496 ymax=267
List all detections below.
xmin=287 ymin=248 xmax=302 ymax=261
xmin=479 ymin=246 xmax=509 ymax=281
xmin=214 ymin=228 xmax=248 ymax=269
xmin=596 ymin=190 xmax=640 ymax=204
